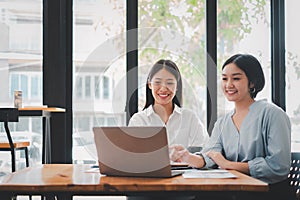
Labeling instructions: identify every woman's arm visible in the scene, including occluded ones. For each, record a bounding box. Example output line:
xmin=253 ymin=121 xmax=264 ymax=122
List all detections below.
xmin=247 ymin=106 xmax=291 ymax=183
xmin=128 ymin=112 xmax=148 ymax=126
xmin=170 ymin=116 xmax=227 ymax=169
xmin=207 ymin=151 xmax=250 ymax=175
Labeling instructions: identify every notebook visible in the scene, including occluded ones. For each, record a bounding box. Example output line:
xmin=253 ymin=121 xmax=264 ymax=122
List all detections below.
xmin=93 ymin=126 xmax=183 ymax=178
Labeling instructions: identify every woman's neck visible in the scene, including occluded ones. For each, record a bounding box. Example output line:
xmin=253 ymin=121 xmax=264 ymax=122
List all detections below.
xmin=153 ymin=103 xmax=174 ymax=124
xmin=234 ymin=98 xmax=255 ymax=114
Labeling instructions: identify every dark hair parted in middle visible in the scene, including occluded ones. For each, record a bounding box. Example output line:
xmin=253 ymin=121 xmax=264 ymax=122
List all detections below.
xmin=222 ymin=54 xmax=265 ymax=98
xmin=143 ymin=59 xmax=182 ymax=110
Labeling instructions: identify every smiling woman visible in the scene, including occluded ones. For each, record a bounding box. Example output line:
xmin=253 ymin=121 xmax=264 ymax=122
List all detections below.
xmin=170 ymin=54 xmax=295 ymax=200
xmin=127 ymin=58 xmax=208 ymax=200
xmin=128 ymin=59 xmax=208 ymax=149
xmin=147 ymin=62 xmax=179 ymax=117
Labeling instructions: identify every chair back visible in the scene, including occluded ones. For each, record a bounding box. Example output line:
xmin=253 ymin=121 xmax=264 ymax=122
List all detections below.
xmin=290 ymin=152 xmax=300 ymax=198
xmin=0 ymin=108 xmax=19 ymax=122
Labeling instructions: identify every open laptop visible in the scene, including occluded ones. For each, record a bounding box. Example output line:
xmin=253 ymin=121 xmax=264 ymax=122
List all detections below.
xmin=93 ymin=126 xmax=183 ymax=178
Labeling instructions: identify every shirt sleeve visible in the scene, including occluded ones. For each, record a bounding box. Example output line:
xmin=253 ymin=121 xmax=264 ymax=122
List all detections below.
xmin=248 ymin=106 xmax=291 ymax=184
xmin=128 ymin=113 xmax=146 ymax=126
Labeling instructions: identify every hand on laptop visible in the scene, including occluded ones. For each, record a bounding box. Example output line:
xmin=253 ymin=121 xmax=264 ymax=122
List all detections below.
xmin=169 ymin=144 xmax=206 ymax=168
xmin=169 ymin=144 xmax=190 ymax=163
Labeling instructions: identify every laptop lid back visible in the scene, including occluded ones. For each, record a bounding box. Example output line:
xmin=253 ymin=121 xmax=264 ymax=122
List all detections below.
xmin=93 ymin=126 xmax=176 ymax=177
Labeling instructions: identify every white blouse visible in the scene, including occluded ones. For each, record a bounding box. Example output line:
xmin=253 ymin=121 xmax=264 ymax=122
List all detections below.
xmin=128 ymin=104 xmax=209 ymax=148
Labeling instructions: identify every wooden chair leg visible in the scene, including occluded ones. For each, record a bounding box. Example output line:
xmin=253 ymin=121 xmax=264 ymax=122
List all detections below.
xmin=25 ymin=147 xmax=29 ymax=167
xmin=11 ymin=149 xmax=16 ymax=172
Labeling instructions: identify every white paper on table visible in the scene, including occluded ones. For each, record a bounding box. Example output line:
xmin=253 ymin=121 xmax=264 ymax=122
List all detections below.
xmin=85 ymin=168 xmax=99 ymax=173
xmin=183 ymin=169 xmax=237 ymax=179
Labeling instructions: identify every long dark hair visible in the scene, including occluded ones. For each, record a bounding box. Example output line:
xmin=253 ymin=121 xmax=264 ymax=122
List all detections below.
xmin=143 ymin=59 xmax=182 ymax=110
xmin=222 ymin=54 xmax=265 ymax=98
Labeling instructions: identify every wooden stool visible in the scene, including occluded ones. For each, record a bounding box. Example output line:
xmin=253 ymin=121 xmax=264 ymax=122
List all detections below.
xmin=0 ymin=141 xmax=30 ymax=172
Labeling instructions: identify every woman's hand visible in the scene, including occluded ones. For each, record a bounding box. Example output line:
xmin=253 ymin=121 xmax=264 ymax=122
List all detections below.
xmin=206 ymin=151 xmax=230 ymax=169
xmin=169 ymin=144 xmax=206 ymax=168
xmin=169 ymin=144 xmax=190 ymax=163
xmin=206 ymin=151 xmax=250 ymax=174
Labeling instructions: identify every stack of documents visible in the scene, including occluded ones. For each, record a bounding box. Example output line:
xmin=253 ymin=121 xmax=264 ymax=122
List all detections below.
xmin=183 ymin=169 xmax=237 ymax=179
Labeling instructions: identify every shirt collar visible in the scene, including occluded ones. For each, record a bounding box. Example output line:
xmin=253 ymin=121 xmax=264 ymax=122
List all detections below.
xmin=145 ymin=104 xmax=182 ymax=117
xmin=173 ymin=104 xmax=182 ymax=114
xmin=145 ymin=105 xmax=155 ymax=117
xmin=230 ymin=99 xmax=267 ymax=116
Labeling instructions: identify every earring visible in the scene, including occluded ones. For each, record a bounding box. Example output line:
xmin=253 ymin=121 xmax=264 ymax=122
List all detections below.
xmin=249 ymin=87 xmax=256 ymax=94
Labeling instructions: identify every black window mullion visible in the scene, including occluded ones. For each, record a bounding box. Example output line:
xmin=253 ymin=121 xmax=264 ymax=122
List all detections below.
xmin=206 ymin=0 xmax=217 ymax=135
xmin=43 ymin=0 xmax=73 ymax=164
xmin=271 ymin=0 xmax=286 ymax=110
xmin=126 ymin=0 xmax=138 ymax=125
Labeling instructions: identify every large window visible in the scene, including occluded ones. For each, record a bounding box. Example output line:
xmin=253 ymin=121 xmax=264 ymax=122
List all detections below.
xmin=73 ymin=0 xmax=126 ymax=164
xmin=285 ymin=0 xmax=300 ymax=151
xmin=0 ymin=0 xmax=43 ymax=173
xmin=217 ymin=0 xmax=271 ymax=116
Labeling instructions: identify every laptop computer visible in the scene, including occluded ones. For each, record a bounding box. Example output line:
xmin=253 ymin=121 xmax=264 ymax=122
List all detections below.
xmin=93 ymin=126 xmax=183 ymax=178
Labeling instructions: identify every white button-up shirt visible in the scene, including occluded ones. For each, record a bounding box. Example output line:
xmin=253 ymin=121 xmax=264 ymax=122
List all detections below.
xmin=128 ymin=104 xmax=209 ymax=148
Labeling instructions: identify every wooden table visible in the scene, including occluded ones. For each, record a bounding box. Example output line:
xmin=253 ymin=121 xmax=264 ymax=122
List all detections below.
xmin=18 ymin=107 xmax=65 ymax=164
xmin=0 ymin=164 xmax=268 ymax=200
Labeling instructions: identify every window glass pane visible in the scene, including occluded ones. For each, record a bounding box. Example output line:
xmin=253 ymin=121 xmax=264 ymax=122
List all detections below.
xmin=7 ymin=122 xmax=15 ymax=132
xmin=285 ymin=0 xmax=300 ymax=151
xmin=21 ymin=74 xmax=28 ymax=99
xmin=139 ymin=0 xmax=207 ymax=127
xmin=10 ymin=74 xmax=19 ymax=98
xmin=217 ymin=0 xmax=271 ymax=116
xmin=0 ymin=123 xmax=3 ymax=132
xmin=107 ymin=117 xmax=116 ymax=126
xmin=94 ymin=76 xmax=100 ymax=99
xmin=103 ymin=76 xmax=109 ymax=99
xmin=73 ymin=0 xmax=126 ymax=164
xmin=76 ymin=76 xmax=83 ymax=98
xmin=76 ymin=116 xmax=90 ymax=132
xmin=85 ymin=76 xmax=91 ymax=97
xmin=0 ymin=0 xmax=43 ymax=173
xmin=93 ymin=116 xmax=105 ymax=126
xmin=32 ymin=118 xmax=42 ymax=133
xmin=15 ymin=118 xmax=29 ymax=132
xmin=31 ymin=75 xmax=40 ymax=98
